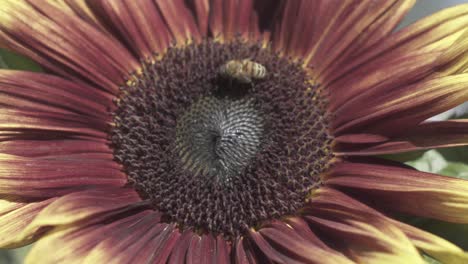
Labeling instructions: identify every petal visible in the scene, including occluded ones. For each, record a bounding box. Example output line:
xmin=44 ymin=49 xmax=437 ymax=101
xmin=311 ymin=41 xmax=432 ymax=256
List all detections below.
xmin=89 ymin=0 xmax=172 ymax=58
xmin=326 ymin=3 xmax=468 ymax=89
xmin=0 ymin=108 xmax=107 ymax=138
xmin=393 ymin=221 xmax=468 ymax=264
xmin=208 ymin=0 xmax=261 ymax=41
xmin=333 ymin=74 xmax=468 ymax=135
xmin=25 ymin=210 xmax=151 ymax=264
xmin=248 ymin=219 xmax=354 ymax=264
xmin=335 ymin=120 xmax=468 ymax=155
xmin=0 ymin=138 xmax=111 ymax=157
xmin=271 ymin=0 xmax=414 ymax=64
xmin=328 ymin=49 xmax=443 ymax=112
xmin=309 ymin=187 xmax=468 ymax=264
xmin=0 ymin=153 xmax=126 ymax=197
xmin=48 ymin=0 xmax=108 ymax=32
xmin=189 ymin=0 xmax=209 ymax=36
xmin=84 ymin=212 xmax=180 ymax=264
xmin=311 ymin=0 xmax=416 ymax=77
xmin=318 ymin=0 xmax=416 ymax=80
xmin=0 ymin=0 xmax=139 ymax=93
xmin=154 ymin=0 xmax=201 ymax=43
xmin=306 ymin=187 xmax=423 ymax=263
xmin=168 ymin=231 xmax=231 ymax=264
xmin=0 ymin=187 xmax=143 ymax=249
xmin=23 ymin=187 xmax=142 ymax=228
xmin=0 ymin=197 xmax=57 ymax=248
xmin=436 ymin=28 xmax=468 ymax=75
xmin=186 ymin=233 xmax=216 ymax=263
xmin=0 ymin=70 xmax=114 ymax=120
xmin=234 ymin=237 xmax=257 ymax=264
xmin=325 ymin=159 xmax=468 ymax=223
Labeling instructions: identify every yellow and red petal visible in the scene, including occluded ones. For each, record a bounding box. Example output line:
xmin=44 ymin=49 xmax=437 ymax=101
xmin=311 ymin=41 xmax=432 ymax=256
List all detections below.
xmin=305 ymin=188 xmax=424 ymax=263
xmin=393 ymin=221 xmax=468 ymax=264
xmin=310 ymin=187 xmax=468 ymax=263
xmin=83 ymin=212 xmax=181 ymax=264
xmin=333 ymin=74 xmax=468 ymax=135
xmin=25 ymin=210 xmax=153 ymax=264
xmin=47 ymin=0 xmax=108 ymax=33
xmin=0 ymin=187 xmax=144 ymax=254
xmin=436 ymin=28 xmax=468 ymax=75
xmin=0 ymin=0 xmax=138 ymax=93
xmin=326 ymin=3 xmax=468 ymax=89
xmin=326 ymin=159 xmax=468 ymax=223
xmin=0 ymin=198 xmax=57 ymax=248
xmin=328 ymin=48 xmax=444 ymax=112
xmin=336 ymin=119 xmax=468 ymax=155
xmin=248 ymin=218 xmax=354 ymax=263
xmin=310 ymin=0 xmax=416 ymax=77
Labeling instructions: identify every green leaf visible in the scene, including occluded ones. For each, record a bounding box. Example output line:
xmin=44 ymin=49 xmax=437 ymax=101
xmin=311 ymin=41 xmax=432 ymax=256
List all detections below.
xmin=423 ymin=254 xmax=442 ymax=264
xmin=439 ymin=163 xmax=468 ymax=179
xmin=405 ymin=149 xmax=468 ymax=179
xmin=379 ymin=150 xmax=426 ymax=163
xmin=0 ymin=48 xmax=42 ymax=71
xmin=406 ymin=150 xmax=447 ymax=174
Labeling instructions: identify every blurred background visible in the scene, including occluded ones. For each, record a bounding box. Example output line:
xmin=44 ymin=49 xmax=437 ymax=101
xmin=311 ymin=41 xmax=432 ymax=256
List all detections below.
xmin=0 ymin=1 xmax=467 ymax=263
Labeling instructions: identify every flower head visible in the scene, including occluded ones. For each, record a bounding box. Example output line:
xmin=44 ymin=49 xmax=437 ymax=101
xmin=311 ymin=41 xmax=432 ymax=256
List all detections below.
xmin=0 ymin=1 xmax=468 ymax=263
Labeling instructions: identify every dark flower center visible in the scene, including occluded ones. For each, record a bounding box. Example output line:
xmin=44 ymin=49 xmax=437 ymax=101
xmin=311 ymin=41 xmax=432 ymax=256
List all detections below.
xmin=111 ymin=39 xmax=333 ymax=239
xmin=175 ymin=96 xmax=263 ymax=185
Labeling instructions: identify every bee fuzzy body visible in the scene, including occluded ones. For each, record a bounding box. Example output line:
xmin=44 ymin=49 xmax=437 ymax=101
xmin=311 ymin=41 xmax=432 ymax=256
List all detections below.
xmin=219 ymin=59 xmax=267 ymax=84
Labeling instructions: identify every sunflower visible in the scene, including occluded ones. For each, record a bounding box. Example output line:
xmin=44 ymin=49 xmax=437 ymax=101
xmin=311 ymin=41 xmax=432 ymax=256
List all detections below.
xmin=0 ymin=0 xmax=468 ymax=263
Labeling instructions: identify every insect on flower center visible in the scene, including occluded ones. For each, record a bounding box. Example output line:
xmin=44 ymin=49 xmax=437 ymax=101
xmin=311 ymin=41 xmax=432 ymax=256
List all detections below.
xmin=111 ymin=39 xmax=333 ymax=239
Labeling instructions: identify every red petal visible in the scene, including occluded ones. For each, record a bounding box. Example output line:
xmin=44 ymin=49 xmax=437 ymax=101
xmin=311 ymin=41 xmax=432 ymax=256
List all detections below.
xmin=0 ymin=70 xmax=113 ymax=119
xmin=0 ymin=0 xmax=138 ymax=93
xmin=328 ymin=49 xmax=443 ymax=113
xmin=169 ymin=231 xmax=231 ymax=264
xmin=234 ymin=237 xmax=257 ymax=264
xmin=336 ymin=120 xmax=468 ymax=155
xmin=154 ymin=0 xmax=201 ymax=43
xmin=326 ymin=159 xmax=468 ymax=223
xmin=89 ymin=0 xmax=172 ymax=58
xmin=333 ymin=74 xmax=468 ymax=135
xmin=311 ymin=1 xmax=415 ymax=77
xmin=190 ymin=0 xmax=210 ymax=36
xmin=0 ymin=138 xmax=111 ymax=157
xmin=208 ymin=0 xmax=260 ymax=41
xmin=0 ymin=153 xmax=126 ymax=197
xmin=0 ymin=108 xmax=107 ymax=138
xmin=249 ymin=219 xmax=354 ymax=263
xmin=186 ymin=233 xmax=216 ymax=264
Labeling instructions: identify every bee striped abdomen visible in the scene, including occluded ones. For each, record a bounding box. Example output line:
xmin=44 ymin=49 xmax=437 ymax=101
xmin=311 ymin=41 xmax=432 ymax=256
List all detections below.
xmin=219 ymin=59 xmax=267 ymax=84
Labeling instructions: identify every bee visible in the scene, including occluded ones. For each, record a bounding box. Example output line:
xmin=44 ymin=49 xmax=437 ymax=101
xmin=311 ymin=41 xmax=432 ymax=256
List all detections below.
xmin=219 ymin=59 xmax=267 ymax=84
